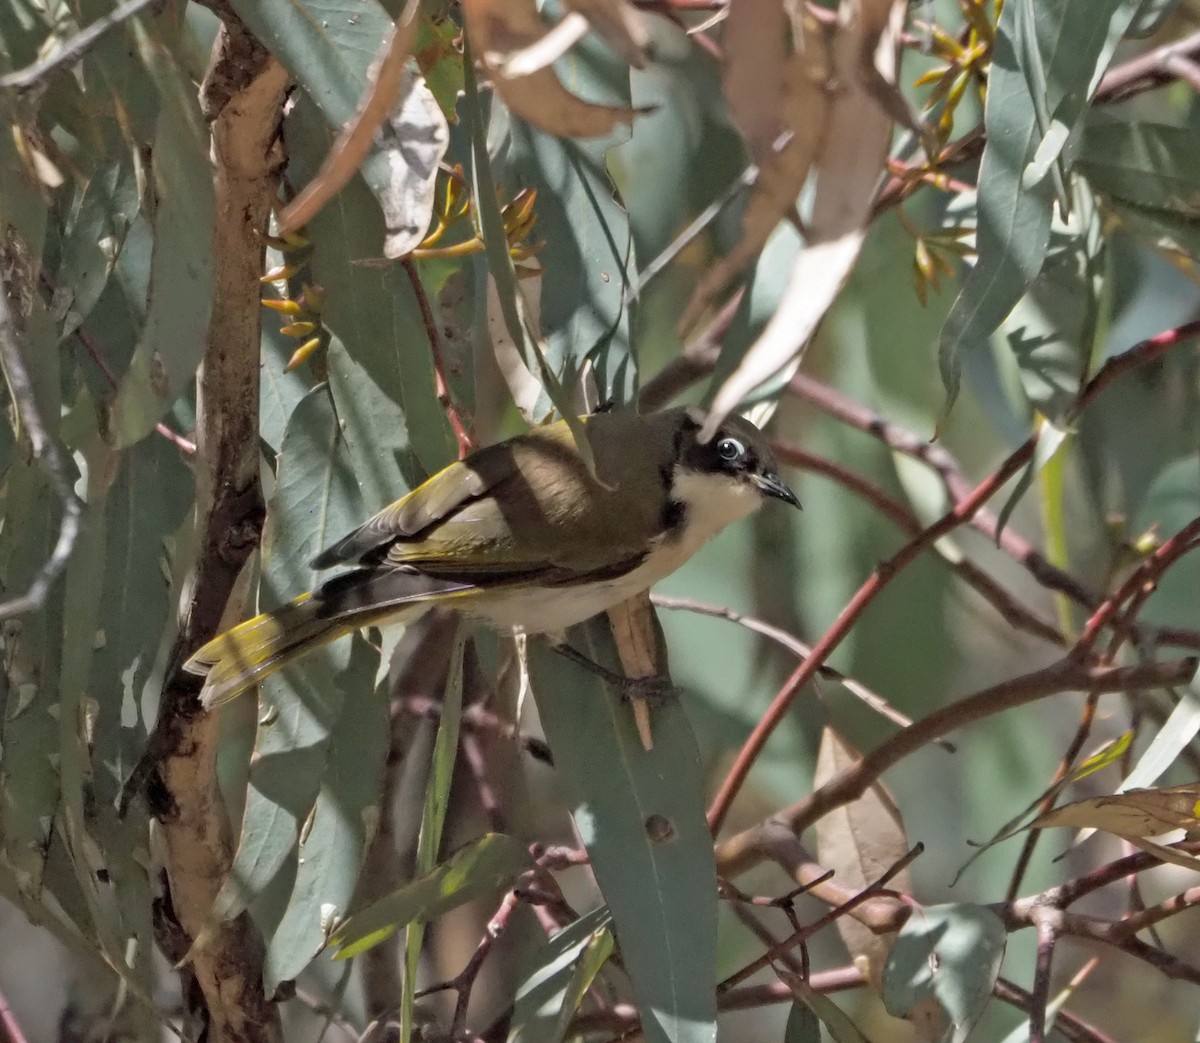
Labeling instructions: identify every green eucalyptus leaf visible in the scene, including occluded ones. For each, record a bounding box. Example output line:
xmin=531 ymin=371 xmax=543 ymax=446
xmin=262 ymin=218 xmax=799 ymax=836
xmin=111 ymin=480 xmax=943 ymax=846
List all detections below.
xmin=511 ymin=906 xmax=613 ymax=1043
xmin=529 ymin=623 xmax=718 ymax=1043
xmin=107 ymin=21 xmax=215 ymax=448
xmin=332 ymin=831 xmax=532 ymax=959
xmin=207 ymin=387 xmax=372 ymax=938
xmin=783 ymin=999 xmax=821 ymax=1043
xmin=938 ymin=0 xmax=1135 ymax=414
xmin=883 ymin=904 xmax=1006 ymax=1043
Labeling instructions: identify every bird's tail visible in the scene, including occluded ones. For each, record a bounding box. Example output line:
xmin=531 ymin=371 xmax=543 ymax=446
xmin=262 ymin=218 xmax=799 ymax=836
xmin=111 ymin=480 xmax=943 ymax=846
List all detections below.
xmin=184 ymin=570 xmax=477 ymax=708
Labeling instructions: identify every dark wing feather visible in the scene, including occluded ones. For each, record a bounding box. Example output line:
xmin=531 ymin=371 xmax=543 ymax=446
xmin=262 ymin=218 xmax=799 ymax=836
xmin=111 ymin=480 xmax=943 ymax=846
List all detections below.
xmin=309 ymin=439 xmax=525 ymax=569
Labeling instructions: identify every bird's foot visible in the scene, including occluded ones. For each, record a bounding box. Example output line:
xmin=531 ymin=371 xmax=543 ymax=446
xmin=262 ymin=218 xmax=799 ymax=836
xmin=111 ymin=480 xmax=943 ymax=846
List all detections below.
xmin=550 ymin=642 xmax=679 ymax=706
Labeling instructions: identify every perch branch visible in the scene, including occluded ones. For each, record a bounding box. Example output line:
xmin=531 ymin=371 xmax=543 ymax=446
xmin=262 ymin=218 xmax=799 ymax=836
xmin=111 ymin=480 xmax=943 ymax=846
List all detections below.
xmin=140 ymin=24 xmax=289 ymax=1043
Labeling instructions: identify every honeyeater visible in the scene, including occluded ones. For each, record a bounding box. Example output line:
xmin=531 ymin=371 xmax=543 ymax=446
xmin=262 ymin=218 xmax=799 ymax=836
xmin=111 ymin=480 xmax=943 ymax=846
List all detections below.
xmin=185 ymin=406 xmax=799 ymax=707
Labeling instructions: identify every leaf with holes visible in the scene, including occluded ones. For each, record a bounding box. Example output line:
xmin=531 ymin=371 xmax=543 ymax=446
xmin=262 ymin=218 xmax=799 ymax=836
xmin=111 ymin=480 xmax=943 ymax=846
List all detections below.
xmin=529 ymin=619 xmax=718 ymax=1043
xmin=883 ymin=904 xmax=1006 ymax=1043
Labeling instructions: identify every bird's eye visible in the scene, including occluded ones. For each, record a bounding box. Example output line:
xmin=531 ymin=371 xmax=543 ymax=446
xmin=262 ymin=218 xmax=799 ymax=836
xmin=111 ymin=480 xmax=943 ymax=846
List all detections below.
xmin=717 ymin=437 xmax=745 ymax=462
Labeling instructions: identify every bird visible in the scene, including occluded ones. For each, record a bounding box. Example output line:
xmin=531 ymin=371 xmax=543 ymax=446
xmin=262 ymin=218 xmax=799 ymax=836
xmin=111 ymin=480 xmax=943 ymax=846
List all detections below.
xmin=185 ymin=405 xmax=799 ymax=707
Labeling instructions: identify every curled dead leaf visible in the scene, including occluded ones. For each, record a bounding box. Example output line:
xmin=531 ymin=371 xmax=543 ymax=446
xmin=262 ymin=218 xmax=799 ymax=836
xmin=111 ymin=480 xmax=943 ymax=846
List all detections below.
xmin=698 ymin=0 xmax=905 ymax=443
xmin=563 ymin=0 xmax=651 ymax=68
xmin=1032 ymin=783 xmax=1200 ymax=837
xmin=814 ymin=727 xmax=911 ymax=993
xmin=464 ymin=0 xmax=642 ymax=139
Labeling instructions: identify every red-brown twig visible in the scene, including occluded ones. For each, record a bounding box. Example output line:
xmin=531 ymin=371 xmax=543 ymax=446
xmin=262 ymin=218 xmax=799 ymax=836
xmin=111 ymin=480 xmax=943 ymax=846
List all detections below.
xmin=786 ymin=371 xmax=1200 ymax=652
xmin=1094 ymin=29 xmax=1200 ymax=103
xmin=401 ymin=257 xmax=474 ymax=458
xmin=416 ymin=888 xmax=524 ymax=1039
xmin=712 ymin=346 xmax=1187 ymax=834
xmin=717 ymin=844 xmax=923 ymax=994
xmin=1005 ymin=691 xmax=1102 ymax=903
xmin=716 ymin=656 xmax=1198 ymax=876
xmin=707 ymin=431 xmax=1037 ymax=832
xmin=771 ymin=440 xmax=1064 ymax=645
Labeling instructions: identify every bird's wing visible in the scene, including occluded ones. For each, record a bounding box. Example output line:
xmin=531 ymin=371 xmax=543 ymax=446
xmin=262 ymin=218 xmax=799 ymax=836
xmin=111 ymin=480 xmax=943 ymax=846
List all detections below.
xmin=309 ymin=438 xmax=527 ymax=569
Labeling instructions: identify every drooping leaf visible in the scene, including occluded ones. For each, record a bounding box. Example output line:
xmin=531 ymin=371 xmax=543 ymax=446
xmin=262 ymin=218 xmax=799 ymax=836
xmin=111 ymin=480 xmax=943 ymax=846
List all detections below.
xmin=504 ymin=18 xmax=639 ymax=407
xmin=52 ymin=158 xmax=140 ymax=344
xmin=205 ymin=387 xmax=373 ymax=940
xmin=1002 ymin=186 xmax=1105 ymax=423
xmin=1032 ymin=783 xmax=1200 ymax=837
xmin=414 ymin=11 xmax=466 ymax=123
xmin=548 ymin=923 xmax=615 ymax=1043
xmin=938 ymin=0 xmax=1136 ymax=415
xmin=701 ymin=0 xmax=901 ymax=442
xmin=284 ymin=93 xmax=455 ymax=493
xmin=1078 ymin=119 xmax=1200 ymax=219
xmin=263 ymin=632 xmax=387 ymax=991
xmin=512 ymin=907 xmax=614 ymax=1043
xmin=882 ymin=904 xmax=1006 ymax=1043
xmin=331 ymin=832 xmax=532 ymax=959
xmin=993 ymin=415 xmax=1069 ymax=542
xmin=462 ymin=49 xmax=594 ymax=467
xmin=107 ymin=20 xmax=215 ymax=447
xmin=462 ymin=0 xmax=639 ymax=140
xmin=0 ymin=306 xmax=65 ymax=901
xmin=529 ymin=622 xmax=718 ymax=1043
xmin=400 ymin=626 xmax=466 ymax=1041
xmin=814 ymin=727 xmax=911 ymax=992
xmin=783 ymin=998 xmax=822 ymax=1043
xmin=782 ymin=976 xmax=873 ymax=1043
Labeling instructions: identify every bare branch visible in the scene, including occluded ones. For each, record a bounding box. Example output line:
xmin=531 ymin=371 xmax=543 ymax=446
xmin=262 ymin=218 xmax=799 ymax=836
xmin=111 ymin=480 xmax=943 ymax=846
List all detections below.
xmin=716 ymin=657 xmax=1198 ymax=876
xmin=0 ymin=0 xmax=163 ymax=91
xmin=135 ymin=22 xmax=288 ymax=1042
xmin=0 ymin=266 xmax=84 ymax=620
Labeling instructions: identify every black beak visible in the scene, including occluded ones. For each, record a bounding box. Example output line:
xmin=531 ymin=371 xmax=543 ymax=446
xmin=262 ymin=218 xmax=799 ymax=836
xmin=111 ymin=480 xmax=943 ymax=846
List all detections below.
xmin=753 ymin=471 xmax=801 ymax=508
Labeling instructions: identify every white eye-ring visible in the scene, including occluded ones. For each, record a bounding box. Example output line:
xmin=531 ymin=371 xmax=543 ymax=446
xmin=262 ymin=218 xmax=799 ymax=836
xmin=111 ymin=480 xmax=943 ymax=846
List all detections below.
xmin=717 ymin=437 xmax=745 ymax=462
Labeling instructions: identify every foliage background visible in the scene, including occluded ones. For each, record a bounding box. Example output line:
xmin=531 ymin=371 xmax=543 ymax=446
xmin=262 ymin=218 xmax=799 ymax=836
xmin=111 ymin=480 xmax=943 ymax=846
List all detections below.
xmin=1 ymin=0 xmax=1200 ymax=1041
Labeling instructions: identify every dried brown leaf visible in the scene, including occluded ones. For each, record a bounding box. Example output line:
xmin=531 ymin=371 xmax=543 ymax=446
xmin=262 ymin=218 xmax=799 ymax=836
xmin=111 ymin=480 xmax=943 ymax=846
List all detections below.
xmin=464 ymin=0 xmax=640 ymax=139
xmin=1032 ymin=783 xmax=1200 ymax=837
xmin=563 ymin=0 xmax=651 ymax=68
xmin=813 ymin=727 xmax=911 ymax=992
xmin=699 ymin=0 xmax=904 ymax=442
xmin=607 ymin=591 xmax=664 ymax=751
xmin=723 ymin=0 xmax=789 ymax=158
xmin=680 ymin=11 xmax=831 ymax=333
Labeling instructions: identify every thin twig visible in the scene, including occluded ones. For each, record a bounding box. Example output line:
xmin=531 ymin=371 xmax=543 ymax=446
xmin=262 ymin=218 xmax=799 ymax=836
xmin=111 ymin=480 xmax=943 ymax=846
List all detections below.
xmin=1094 ymin=29 xmax=1200 ymax=103
xmin=0 ymin=278 xmax=85 ymax=620
xmin=787 ymin=367 xmax=1200 ymax=652
xmin=716 ymin=657 xmax=1198 ymax=876
xmin=62 ymin=303 xmax=196 ymax=455
xmin=718 ymin=844 xmax=923 ymax=994
xmin=707 ymin=424 xmax=1039 ymax=833
xmin=994 ymin=976 xmax=1119 ymax=1043
xmin=625 ymin=167 xmax=757 ymax=305
xmin=0 ymin=0 xmax=164 ymax=91
xmin=1030 ymin=910 xmax=1059 ymax=1043
xmin=401 ymin=257 xmax=473 ymax=458
xmin=770 ymin=439 xmax=1064 ymax=646
xmin=1005 ymin=692 xmax=1101 ymax=903
xmin=651 ymin=592 xmax=950 ymax=739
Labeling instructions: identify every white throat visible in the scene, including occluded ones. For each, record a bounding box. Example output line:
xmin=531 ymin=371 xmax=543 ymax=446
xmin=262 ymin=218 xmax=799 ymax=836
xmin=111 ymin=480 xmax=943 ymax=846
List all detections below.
xmin=669 ymin=465 xmax=763 ymax=548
